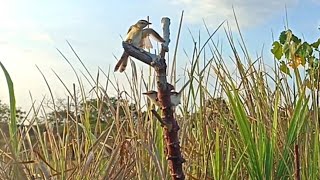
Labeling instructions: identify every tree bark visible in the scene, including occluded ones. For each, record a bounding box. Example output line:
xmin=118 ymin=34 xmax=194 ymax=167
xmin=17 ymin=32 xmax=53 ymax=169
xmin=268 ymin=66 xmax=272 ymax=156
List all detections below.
xmin=122 ymin=17 xmax=185 ymax=180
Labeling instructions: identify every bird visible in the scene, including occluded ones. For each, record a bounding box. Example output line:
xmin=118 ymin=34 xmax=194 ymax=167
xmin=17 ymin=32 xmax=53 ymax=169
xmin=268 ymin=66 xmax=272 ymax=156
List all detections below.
xmin=143 ymin=90 xmax=182 ymax=107
xmin=143 ymin=81 xmax=190 ymax=107
xmin=114 ymin=19 xmax=165 ymax=72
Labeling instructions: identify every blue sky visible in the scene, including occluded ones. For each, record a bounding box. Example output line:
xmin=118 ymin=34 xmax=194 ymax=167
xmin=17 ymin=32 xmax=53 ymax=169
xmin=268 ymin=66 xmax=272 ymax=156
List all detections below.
xmin=0 ymin=0 xmax=319 ymax=110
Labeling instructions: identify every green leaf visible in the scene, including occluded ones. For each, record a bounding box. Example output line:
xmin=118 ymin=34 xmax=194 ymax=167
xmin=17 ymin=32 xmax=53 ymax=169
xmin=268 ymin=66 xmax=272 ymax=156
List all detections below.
xmin=0 ymin=61 xmax=18 ymax=153
xmin=279 ymin=30 xmax=288 ymax=44
xmin=280 ymin=61 xmax=291 ymax=77
xmin=297 ymin=42 xmax=313 ymax=58
xmin=271 ymin=41 xmax=283 ymax=60
xmin=311 ymin=38 xmax=320 ymax=48
xmin=276 ymin=94 xmax=309 ymax=178
xmin=291 ymin=34 xmax=301 ymax=44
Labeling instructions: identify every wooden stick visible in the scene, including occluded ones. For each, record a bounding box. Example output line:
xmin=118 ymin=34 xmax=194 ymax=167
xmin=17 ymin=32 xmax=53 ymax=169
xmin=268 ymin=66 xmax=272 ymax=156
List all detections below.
xmin=122 ymin=17 xmax=185 ymax=180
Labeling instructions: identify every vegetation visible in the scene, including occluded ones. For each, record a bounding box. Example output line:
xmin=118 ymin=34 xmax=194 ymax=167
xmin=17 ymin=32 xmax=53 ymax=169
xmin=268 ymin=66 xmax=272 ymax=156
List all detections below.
xmin=0 ymin=16 xmax=319 ymax=179
xmin=0 ymin=100 xmax=26 ymax=123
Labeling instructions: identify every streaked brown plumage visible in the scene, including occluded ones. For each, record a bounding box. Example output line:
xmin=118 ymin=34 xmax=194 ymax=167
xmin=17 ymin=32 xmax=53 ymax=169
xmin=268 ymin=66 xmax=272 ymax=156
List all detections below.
xmin=114 ymin=20 xmax=165 ymax=72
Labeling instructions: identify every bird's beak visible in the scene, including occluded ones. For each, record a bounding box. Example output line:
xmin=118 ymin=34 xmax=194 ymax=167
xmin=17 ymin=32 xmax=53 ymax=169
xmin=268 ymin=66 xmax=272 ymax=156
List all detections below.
xmin=148 ymin=22 xmax=152 ymax=25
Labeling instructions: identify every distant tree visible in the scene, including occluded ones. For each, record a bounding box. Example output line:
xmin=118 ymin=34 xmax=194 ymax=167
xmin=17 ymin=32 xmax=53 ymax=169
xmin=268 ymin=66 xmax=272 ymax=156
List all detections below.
xmin=0 ymin=100 xmax=26 ymax=122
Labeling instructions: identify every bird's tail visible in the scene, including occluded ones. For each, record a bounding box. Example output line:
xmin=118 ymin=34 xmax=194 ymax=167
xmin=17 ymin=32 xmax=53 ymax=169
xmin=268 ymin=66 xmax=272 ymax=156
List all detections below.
xmin=114 ymin=52 xmax=129 ymax=72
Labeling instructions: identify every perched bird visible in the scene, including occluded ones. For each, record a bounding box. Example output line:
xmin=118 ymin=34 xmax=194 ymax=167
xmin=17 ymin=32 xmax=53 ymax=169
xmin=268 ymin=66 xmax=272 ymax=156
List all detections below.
xmin=114 ymin=19 xmax=165 ymax=72
xmin=143 ymin=81 xmax=190 ymax=107
xmin=143 ymin=90 xmax=182 ymax=107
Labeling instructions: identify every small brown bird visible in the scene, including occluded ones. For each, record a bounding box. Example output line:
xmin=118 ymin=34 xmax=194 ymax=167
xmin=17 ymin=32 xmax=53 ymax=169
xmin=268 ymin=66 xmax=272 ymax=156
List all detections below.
xmin=143 ymin=91 xmax=182 ymax=107
xmin=143 ymin=81 xmax=190 ymax=107
xmin=114 ymin=19 xmax=165 ymax=72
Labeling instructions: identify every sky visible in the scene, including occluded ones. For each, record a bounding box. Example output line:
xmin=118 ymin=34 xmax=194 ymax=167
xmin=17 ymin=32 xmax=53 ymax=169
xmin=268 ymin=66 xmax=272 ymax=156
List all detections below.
xmin=0 ymin=0 xmax=319 ymax=110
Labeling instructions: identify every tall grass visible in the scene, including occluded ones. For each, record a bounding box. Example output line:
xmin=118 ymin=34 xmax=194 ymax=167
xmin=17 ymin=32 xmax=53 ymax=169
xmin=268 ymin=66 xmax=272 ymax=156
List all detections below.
xmin=0 ymin=17 xmax=319 ymax=180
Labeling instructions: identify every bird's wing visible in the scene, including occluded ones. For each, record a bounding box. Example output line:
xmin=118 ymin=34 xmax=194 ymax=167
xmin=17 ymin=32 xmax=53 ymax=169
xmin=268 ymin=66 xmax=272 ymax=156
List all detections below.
xmin=142 ymin=28 xmax=165 ymax=43
xmin=124 ymin=25 xmax=135 ymax=42
xmin=141 ymin=36 xmax=153 ymax=49
xmin=127 ymin=25 xmax=134 ymax=34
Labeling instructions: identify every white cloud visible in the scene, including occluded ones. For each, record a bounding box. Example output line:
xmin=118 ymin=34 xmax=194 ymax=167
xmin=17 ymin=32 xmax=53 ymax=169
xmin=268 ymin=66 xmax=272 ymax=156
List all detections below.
xmin=169 ymin=0 xmax=298 ymax=29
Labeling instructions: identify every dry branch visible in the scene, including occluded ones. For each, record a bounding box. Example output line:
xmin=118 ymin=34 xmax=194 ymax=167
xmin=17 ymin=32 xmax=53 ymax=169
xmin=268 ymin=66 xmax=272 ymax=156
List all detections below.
xmin=122 ymin=17 xmax=185 ymax=180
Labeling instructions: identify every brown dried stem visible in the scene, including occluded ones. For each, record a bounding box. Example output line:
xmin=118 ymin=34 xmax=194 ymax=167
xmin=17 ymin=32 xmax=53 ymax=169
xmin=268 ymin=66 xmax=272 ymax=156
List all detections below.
xmin=122 ymin=17 xmax=185 ymax=180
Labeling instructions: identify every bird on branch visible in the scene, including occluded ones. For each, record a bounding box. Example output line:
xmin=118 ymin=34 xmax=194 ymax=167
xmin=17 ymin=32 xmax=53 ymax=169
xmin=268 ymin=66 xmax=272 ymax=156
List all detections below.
xmin=114 ymin=19 xmax=165 ymax=72
xmin=143 ymin=81 xmax=190 ymax=107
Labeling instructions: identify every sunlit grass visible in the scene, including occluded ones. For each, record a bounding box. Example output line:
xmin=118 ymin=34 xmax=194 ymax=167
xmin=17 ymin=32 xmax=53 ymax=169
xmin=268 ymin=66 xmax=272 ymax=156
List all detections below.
xmin=0 ymin=15 xmax=319 ymax=180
